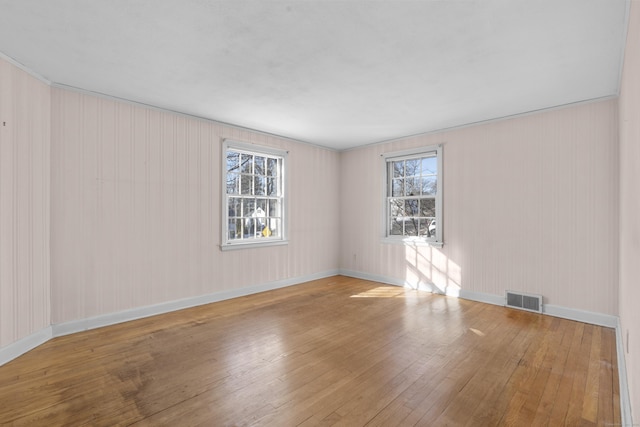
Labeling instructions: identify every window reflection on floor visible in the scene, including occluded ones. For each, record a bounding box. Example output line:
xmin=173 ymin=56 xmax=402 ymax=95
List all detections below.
xmin=349 ymin=286 xmax=407 ymax=298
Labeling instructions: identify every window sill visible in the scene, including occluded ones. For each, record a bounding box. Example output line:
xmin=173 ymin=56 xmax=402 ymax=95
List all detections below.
xmin=381 ymin=237 xmax=444 ymax=249
xmin=220 ymin=239 xmax=289 ymax=251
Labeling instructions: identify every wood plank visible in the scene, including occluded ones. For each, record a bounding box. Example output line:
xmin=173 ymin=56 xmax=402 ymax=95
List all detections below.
xmin=610 ymin=327 xmax=622 ymax=427
xmin=529 ymin=318 xmax=575 ymax=426
xmin=458 ymin=309 xmax=545 ymax=426
xmin=563 ymin=324 xmax=594 ymax=425
xmin=0 ymin=276 xmax=621 ymax=426
xmin=547 ymin=321 xmax=586 ymax=425
xmin=582 ymin=325 xmax=602 ymax=422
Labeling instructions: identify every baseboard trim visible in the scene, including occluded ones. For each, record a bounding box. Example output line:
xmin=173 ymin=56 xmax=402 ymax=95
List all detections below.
xmin=543 ymin=304 xmax=618 ymax=328
xmin=458 ymin=289 xmax=505 ymax=306
xmin=616 ymin=318 xmax=634 ymax=427
xmin=52 ymin=269 xmax=339 ymax=337
xmin=1 ymin=270 xmax=338 ymax=366
xmin=0 ymin=327 xmax=53 ymax=367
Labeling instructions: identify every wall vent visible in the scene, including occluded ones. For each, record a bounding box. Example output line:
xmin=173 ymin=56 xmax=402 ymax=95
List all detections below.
xmin=505 ymin=291 xmax=542 ymax=313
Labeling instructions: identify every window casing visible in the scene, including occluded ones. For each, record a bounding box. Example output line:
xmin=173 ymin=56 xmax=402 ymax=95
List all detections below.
xmin=383 ymin=145 xmax=443 ymax=246
xmin=221 ymin=140 xmax=287 ymax=250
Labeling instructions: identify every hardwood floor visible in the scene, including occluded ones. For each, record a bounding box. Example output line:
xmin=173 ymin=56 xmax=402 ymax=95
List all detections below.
xmin=0 ymin=276 xmax=620 ymax=426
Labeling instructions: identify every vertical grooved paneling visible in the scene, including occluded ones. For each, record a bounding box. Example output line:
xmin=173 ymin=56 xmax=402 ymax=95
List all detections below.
xmin=340 ymin=99 xmax=618 ymax=315
xmin=0 ymin=57 xmax=50 ymax=349
xmin=51 ymin=89 xmax=340 ymax=324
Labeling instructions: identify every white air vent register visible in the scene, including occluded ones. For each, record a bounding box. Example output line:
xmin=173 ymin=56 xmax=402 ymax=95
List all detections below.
xmin=505 ymin=291 xmax=543 ymax=313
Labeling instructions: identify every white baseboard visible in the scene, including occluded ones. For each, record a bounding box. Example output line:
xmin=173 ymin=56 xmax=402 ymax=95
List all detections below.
xmin=52 ymin=269 xmax=339 ymax=337
xmin=458 ymin=289 xmax=505 ymax=306
xmin=0 ymin=327 xmax=52 ymax=367
xmin=543 ymin=304 xmax=618 ymax=328
xmin=2 ymin=270 xmax=338 ymax=365
xmin=616 ymin=318 xmax=634 ymax=427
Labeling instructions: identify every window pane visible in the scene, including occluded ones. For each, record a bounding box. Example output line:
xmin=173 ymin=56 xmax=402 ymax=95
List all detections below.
xmin=390 ymin=199 xmax=404 ymax=218
xmin=392 ymin=179 xmax=404 ymax=197
xmin=427 ymin=219 xmax=436 ymax=237
xmin=228 ymin=197 xmax=241 ymax=217
xmin=420 ymin=198 xmax=435 ymax=217
xmin=419 ymin=219 xmax=430 ymax=237
xmin=242 ymin=196 xmax=266 ymax=238
xmin=268 ymin=199 xmax=279 ymax=217
xmin=267 ymin=219 xmax=280 ymax=237
xmin=421 ymin=177 xmax=437 ymax=195
xmin=240 ymin=154 xmax=253 ymax=173
xmin=405 ymin=199 xmax=418 ymax=216
xmin=228 ymin=219 xmax=242 ymax=240
xmin=227 ymin=151 xmax=240 ymax=172
xmin=421 ymin=156 xmax=437 ymax=175
xmin=226 ymin=173 xmax=239 ymax=195
xmin=243 ymin=198 xmax=255 ymax=217
xmin=254 ymin=176 xmax=265 ymax=195
xmin=404 ymin=219 xmax=418 ymax=236
xmin=405 ymin=159 xmax=420 ymax=177
xmin=405 ymin=178 xmax=418 ymax=196
xmin=259 ymin=225 xmax=272 ymax=238
xmin=244 ymin=217 xmax=259 ymax=238
xmin=254 ymin=206 xmax=266 ymax=229
xmin=390 ymin=218 xmax=403 ymax=235
xmin=255 ymin=156 xmax=265 ymax=175
xmin=256 ymin=198 xmax=268 ymax=212
xmin=241 ymin=175 xmax=253 ymax=195
xmin=267 ymin=158 xmax=278 ymax=176
xmin=266 ymin=177 xmax=277 ymax=196
xmin=392 ymin=161 xmax=404 ymax=178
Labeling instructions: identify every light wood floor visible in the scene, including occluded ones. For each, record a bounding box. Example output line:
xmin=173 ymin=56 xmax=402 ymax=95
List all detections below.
xmin=0 ymin=276 xmax=620 ymax=426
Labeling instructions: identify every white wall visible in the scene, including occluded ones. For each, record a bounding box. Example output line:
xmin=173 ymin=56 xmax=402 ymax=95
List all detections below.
xmin=618 ymin=0 xmax=640 ymax=420
xmin=340 ymin=99 xmax=619 ymax=315
xmin=50 ymin=88 xmax=340 ymax=324
xmin=0 ymin=58 xmax=51 ymax=349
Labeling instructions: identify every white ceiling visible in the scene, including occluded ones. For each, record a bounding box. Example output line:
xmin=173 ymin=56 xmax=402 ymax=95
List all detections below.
xmin=0 ymin=0 xmax=629 ymax=150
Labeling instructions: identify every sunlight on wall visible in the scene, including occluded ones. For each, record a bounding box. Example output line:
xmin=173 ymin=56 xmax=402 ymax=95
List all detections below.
xmin=404 ymin=243 xmax=461 ymax=296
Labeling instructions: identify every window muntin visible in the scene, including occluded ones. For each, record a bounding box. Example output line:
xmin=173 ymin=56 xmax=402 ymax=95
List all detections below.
xmin=222 ymin=141 xmax=286 ymax=248
xmin=385 ymin=145 xmax=442 ymax=244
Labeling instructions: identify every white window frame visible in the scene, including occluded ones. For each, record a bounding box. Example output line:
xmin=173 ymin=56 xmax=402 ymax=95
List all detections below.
xmin=382 ymin=144 xmax=443 ymax=247
xmin=221 ymin=139 xmax=288 ymax=250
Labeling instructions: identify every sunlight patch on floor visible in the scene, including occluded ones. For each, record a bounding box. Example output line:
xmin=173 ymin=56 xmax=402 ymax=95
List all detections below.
xmin=469 ymin=328 xmax=486 ymax=337
xmin=350 ymin=286 xmax=408 ymax=298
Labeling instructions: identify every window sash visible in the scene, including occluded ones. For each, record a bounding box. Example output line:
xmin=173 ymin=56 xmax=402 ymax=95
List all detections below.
xmin=222 ymin=140 xmax=287 ymax=249
xmin=383 ymin=144 xmax=442 ymax=244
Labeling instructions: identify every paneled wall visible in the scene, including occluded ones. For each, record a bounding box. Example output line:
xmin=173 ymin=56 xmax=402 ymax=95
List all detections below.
xmin=618 ymin=0 xmax=640 ymax=420
xmin=340 ymin=99 xmax=619 ymax=315
xmin=51 ymin=88 xmax=339 ymax=324
xmin=0 ymin=58 xmax=51 ymax=349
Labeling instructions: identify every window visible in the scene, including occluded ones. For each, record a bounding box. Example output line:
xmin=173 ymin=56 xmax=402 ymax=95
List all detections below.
xmin=221 ymin=140 xmax=287 ymax=250
xmin=384 ymin=144 xmax=442 ymax=246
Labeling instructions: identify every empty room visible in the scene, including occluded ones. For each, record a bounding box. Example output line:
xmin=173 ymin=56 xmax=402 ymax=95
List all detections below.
xmin=1 ymin=0 xmax=639 ymax=425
